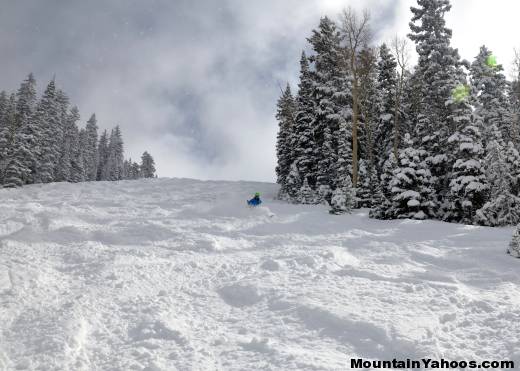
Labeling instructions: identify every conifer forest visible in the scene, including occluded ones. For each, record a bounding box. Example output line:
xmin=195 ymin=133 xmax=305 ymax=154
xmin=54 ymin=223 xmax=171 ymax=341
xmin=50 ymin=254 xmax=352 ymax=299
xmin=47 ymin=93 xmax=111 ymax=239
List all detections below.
xmin=275 ymin=0 xmax=520 ymax=226
xmin=0 ymin=75 xmax=156 ymax=188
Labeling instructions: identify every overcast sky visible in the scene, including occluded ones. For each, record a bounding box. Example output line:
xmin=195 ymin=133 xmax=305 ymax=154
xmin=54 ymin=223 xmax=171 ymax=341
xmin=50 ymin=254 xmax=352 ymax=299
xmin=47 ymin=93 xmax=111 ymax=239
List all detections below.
xmin=1 ymin=0 xmax=519 ymax=182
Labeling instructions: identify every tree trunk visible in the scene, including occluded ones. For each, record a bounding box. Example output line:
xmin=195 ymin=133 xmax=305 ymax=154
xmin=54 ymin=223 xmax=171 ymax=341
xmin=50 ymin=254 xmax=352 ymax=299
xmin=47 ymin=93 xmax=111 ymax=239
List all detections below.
xmin=393 ymin=83 xmax=400 ymax=160
xmin=352 ymin=82 xmax=359 ymax=187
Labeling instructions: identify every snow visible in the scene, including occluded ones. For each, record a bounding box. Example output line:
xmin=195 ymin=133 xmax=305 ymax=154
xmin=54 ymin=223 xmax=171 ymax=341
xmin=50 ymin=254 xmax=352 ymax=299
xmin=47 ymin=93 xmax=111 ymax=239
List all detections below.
xmin=1 ymin=178 xmax=520 ymax=370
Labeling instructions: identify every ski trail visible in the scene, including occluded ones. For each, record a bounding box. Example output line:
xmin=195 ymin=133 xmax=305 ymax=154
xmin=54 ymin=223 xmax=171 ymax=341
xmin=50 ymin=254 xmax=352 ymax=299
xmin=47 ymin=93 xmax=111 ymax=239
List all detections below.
xmin=0 ymin=179 xmax=519 ymax=370
xmin=65 ymin=317 xmax=91 ymax=371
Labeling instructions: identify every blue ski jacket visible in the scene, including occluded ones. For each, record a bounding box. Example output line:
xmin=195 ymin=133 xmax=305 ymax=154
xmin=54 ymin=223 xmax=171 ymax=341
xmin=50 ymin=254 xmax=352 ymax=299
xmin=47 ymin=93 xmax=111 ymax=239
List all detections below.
xmin=247 ymin=196 xmax=262 ymax=206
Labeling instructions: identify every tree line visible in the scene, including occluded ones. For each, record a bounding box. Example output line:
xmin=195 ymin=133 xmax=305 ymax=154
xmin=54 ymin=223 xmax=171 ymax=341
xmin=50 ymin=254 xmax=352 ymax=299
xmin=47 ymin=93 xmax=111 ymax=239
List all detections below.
xmin=0 ymin=74 xmax=156 ymax=188
xmin=275 ymin=0 xmax=520 ymax=226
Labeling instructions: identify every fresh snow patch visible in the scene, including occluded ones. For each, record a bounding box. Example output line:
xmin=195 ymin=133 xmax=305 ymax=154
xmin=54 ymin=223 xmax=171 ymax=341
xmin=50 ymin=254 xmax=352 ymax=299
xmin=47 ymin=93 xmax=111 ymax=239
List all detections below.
xmin=0 ymin=178 xmax=519 ymax=370
xmin=218 ymin=283 xmax=263 ymax=307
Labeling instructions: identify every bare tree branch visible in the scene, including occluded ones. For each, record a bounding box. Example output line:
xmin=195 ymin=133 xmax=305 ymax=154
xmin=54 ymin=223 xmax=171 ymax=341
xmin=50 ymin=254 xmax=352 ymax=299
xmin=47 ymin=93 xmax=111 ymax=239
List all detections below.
xmin=338 ymin=7 xmax=372 ymax=188
xmin=391 ymin=36 xmax=411 ymax=158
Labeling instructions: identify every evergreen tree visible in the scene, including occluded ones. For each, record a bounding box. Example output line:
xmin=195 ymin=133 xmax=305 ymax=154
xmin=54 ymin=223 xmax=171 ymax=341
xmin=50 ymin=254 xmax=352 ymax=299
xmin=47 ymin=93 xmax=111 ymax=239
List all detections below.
xmin=78 ymin=128 xmax=88 ymax=180
xmin=0 ymin=92 xmax=13 ymax=182
xmin=97 ymin=129 xmax=109 ymax=180
xmin=388 ymin=134 xmax=433 ymax=220
xmin=123 ymin=159 xmax=131 ymax=180
xmin=477 ymin=129 xmax=520 ymax=226
xmin=293 ymin=52 xmax=317 ymax=194
xmin=130 ymin=161 xmax=141 ymax=179
xmin=140 ymin=151 xmax=156 ymax=178
xmin=308 ymin=17 xmax=350 ymax=199
xmin=284 ymin=162 xmax=302 ymax=202
xmin=375 ymin=43 xmax=398 ymax=170
xmin=275 ymin=84 xmax=296 ymax=199
xmin=298 ymin=177 xmax=318 ymax=204
xmin=357 ymin=47 xmax=379 ymax=204
xmin=316 ymin=125 xmax=334 ymax=202
xmin=15 ymin=73 xmax=37 ymax=131
xmin=470 ymin=46 xmax=511 ymax=146
xmin=408 ymin=0 xmax=463 ymax=215
xmin=329 ymin=174 xmax=355 ymax=214
xmin=3 ymin=75 xmax=38 ymax=185
xmin=84 ymin=114 xmax=99 ymax=181
xmin=505 ymin=142 xmax=520 ymax=197
xmin=34 ymin=80 xmax=61 ymax=183
xmin=356 ymin=159 xmax=371 ymax=208
xmin=368 ymin=171 xmax=387 ymax=218
xmin=54 ymin=90 xmax=70 ymax=182
xmin=444 ymin=104 xmax=488 ymax=223
xmin=0 ymin=91 xmax=7 ymax=125
xmin=3 ymin=133 xmax=30 ymax=188
xmin=370 ymin=152 xmax=397 ymax=219
xmin=106 ymin=126 xmax=124 ymax=181
xmin=68 ymin=107 xmax=84 ymax=182
xmin=4 ymin=93 xmax=35 ymax=187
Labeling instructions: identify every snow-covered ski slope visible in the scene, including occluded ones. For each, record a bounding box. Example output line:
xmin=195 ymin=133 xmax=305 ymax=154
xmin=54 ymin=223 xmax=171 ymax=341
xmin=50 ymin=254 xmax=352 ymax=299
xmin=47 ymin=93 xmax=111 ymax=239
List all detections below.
xmin=1 ymin=178 xmax=519 ymax=371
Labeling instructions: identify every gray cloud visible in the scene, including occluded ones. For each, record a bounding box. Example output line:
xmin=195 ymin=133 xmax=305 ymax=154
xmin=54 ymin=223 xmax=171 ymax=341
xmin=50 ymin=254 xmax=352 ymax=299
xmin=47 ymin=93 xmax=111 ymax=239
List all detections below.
xmin=0 ymin=0 xmax=402 ymax=181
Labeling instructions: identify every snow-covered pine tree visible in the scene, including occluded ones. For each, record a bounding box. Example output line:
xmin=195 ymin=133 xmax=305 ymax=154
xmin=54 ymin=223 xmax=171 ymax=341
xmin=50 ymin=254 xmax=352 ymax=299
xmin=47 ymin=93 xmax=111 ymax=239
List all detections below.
xmin=78 ymin=128 xmax=88 ymax=180
xmin=444 ymin=101 xmax=488 ymax=224
xmin=369 ymin=152 xmax=397 ymax=219
xmin=308 ymin=17 xmax=349 ymax=201
xmin=275 ymin=84 xmax=296 ymax=199
xmin=506 ymin=83 xmax=520 ymax=148
xmin=15 ymin=74 xmax=37 ymax=132
xmin=130 ymin=161 xmax=141 ymax=179
xmin=292 ymin=52 xmax=317 ymax=198
xmin=54 ymin=90 xmax=71 ymax=182
xmin=0 ymin=91 xmax=11 ymax=181
xmin=331 ymin=120 xmax=356 ymax=212
xmin=408 ymin=0 xmax=463 ymax=216
xmin=9 ymin=75 xmax=38 ymax=184
xmin=106 ymin=126 xmax=124 ymax=181
xmin=388 ymin=133 xmax=433 ymax=220
xmin=356 ymin=159 xmax=371 ymax=208
xmin=297 ymin=177 xmax=318 ymax=204
xmin=470 ymin=46 xmax=512 ymax=147
xmin=67 ymin=107 xmax=84 ymax=183
xmin=375 ymin=43 xmax=397 ymax=171
xmin=84 ymin=114 xmax=99 ymax=181
xmin=3 ymin=93 xmax=35 ymax=187
xmin=368 ymin=170 xmax=386 ymax=218
xmin=284 ymin=162 xmax=302 ymax=202
xmin=123 ymin=159 xmax=131 ymax=180
xmin=505 ymin=142 xmax=520 ymax=197
xmin=510 ymin=62 xmax=520 ymax=148
xmin=476 ymin=128 xmax=520 ymax=226
xmin=0 ymin=91 xmax=7 ymax=123
xmin=400 ymin=70 xmax=420 ymax=146
xmin=3 ymin=92 xmax=30 ymax=188
xmin=97 ymin=129 xmax=109 ymax=180
xmin=140 ymin=151 xmax=156 ymax=178
xmin=357 ymin=47 xmax=378 ymax=206
xmin=34 ymin=80 xmax=61 ymax=183
xmin=3 ymin=134 xmax=30 ymax=188
xmin=316 ymin=125 xmax=334 ymax=202
xmin=329 ymin=173 xmax=355 ymax=214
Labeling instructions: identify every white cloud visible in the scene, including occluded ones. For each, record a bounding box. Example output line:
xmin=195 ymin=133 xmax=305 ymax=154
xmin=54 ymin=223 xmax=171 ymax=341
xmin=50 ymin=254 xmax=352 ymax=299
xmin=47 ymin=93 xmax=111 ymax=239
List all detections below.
xmin=0 ymin=0 xmax=519 ymax=182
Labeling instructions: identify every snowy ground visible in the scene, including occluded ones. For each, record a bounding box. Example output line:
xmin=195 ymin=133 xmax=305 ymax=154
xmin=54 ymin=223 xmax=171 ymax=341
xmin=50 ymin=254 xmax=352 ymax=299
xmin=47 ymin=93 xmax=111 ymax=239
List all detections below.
xmin=1 ymin=178 xmax=519 ymax=371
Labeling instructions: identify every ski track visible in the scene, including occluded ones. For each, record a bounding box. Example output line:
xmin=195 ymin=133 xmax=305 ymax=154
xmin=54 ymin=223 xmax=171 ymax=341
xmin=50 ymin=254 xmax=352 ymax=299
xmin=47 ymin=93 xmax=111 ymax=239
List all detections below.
xmin=1 ymin=178 xmax=520 ymax=370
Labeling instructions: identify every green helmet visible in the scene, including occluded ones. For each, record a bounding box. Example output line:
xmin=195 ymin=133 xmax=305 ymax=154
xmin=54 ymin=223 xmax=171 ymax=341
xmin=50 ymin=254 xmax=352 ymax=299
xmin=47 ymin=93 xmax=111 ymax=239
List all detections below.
xmin=255 ymin=192 xmax=260 ymax=197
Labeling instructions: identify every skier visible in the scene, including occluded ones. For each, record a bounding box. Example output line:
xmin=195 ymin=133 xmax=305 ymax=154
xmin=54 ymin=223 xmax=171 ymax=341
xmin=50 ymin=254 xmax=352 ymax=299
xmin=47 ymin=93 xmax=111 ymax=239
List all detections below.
xmin=247 ymin=192 xmax=262 ymax=207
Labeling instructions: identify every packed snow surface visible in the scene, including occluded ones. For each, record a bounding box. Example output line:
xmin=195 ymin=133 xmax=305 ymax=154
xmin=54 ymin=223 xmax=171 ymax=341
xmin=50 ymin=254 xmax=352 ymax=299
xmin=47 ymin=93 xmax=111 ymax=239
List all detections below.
xmin=1 ymin=178 xmax=519 ymax=370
